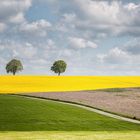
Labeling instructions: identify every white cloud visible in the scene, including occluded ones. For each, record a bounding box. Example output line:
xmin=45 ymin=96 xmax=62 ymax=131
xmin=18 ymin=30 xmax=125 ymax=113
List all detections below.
xmin=75 ymin=0 xmax=121 ymax=24
xmin=55 ymin=13 xmax=77 ymax=32
xmin=22 ymin=44 xmax=37 ymax=59
xmin=122 ymin=38 xmax=140 ymax=55
xmin=0 ymin=23 xmax=6 ymax=32
xmin=98 ymin=47 xmax=131 ymax=64
xmin=125 ymin=2 xmax=139 ymax=10
xmin=46 ymin=39 xmax=56 ymax=49
xmin=63 ymin=13 xmax=77 ymax=23
xmin=19 ymin=19 xmax=52 ymax=36
xmin=9 ymin=13 xmax=25 ymax=23
xmin=75 ymin=0 xmax=140 ymax=25
xmin=95 ymin=45 xmax=140 ymax=75
xmin=48 ymin=0 xmax=140 ymax=44
xmin=63 ymin=0 xmax=140 ymax=37
xmin=29 ymin=58 xmax=47 ymax=65
xmin=0 ymin=0 xmax=32 ymax=23
xmin=68 ymin=37 xmax=97 ymax=49
xmin=0 ymin=40 xmax=37 ymax=59
xmin=0 ymin=0 xmax=140 ymax=75
xmin=13 ymin=42 xmax=37 ymax=59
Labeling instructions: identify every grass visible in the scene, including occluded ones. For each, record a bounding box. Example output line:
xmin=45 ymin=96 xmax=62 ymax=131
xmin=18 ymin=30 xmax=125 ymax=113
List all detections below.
xmin=0 ymin=95 xmax=140 ymax=139
xmin=0 ymin=131 xmax=140 ymax=140
xmin=1 ymin=94 xmax=140 ymax=131
xmin=0 ymin=76 xmax=140 ymax=93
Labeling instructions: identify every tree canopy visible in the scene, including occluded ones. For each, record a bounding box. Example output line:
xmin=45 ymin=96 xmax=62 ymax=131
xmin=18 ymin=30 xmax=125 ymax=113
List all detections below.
xmin=51 ymin=60 xmax=67 ymax=76
xmin=6 ymin=59 xmax=23 ymax=75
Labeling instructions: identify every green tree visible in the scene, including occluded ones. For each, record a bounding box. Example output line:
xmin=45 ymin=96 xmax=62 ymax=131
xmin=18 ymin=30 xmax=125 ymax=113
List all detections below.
xmin=51 ymin=60 xmax=67 ymax=76
xmin=6 ymin=59 xmax=23 ymax=75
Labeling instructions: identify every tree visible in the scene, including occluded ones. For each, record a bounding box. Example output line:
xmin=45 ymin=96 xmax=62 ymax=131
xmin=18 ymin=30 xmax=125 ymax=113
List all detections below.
xmin=6 ymin=59 xmax=23 ymax=75
xmin=51 ymin=60 xmax=67 ymax=76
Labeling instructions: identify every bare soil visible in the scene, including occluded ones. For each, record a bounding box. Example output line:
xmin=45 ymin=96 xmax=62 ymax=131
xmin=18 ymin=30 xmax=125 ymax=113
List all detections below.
xmin=25 ymin=88 xmax=140 ymax=120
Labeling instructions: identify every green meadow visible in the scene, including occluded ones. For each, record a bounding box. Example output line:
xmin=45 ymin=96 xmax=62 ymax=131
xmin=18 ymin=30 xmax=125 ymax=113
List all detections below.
xmin=0 ymin=95 xmax=139 ymax=139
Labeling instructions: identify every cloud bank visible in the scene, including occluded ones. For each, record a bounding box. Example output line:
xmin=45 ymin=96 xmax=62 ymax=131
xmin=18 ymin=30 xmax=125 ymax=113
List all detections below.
xmin=0 ymin=0 xmax=140 ymax=75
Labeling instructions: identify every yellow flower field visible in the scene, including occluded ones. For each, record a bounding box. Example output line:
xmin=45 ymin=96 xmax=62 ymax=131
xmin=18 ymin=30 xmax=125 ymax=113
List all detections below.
xmin=0 ymin=76 xmax=140 ymax=93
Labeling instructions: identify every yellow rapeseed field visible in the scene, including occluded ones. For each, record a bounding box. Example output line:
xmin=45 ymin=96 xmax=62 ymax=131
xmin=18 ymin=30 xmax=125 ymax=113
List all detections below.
xmin=0 ymin=76 xmax=140 ymax=93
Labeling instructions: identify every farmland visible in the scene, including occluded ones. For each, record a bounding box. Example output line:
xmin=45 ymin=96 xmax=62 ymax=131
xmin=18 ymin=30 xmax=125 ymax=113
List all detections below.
xmin=0 ymin=95 xmax=140 ymax=140
xmin=0 ymin=76 xmax=140 ymax=93
xmin=0 ymin=76 xmax=140 ymax=139
xmin=29 ymin=88 xmax=140 ymax=120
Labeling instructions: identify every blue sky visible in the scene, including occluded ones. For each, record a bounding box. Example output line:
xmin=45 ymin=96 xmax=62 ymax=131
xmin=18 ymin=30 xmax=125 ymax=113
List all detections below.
xmin=0 ymin=0 xmax=140 ymax=75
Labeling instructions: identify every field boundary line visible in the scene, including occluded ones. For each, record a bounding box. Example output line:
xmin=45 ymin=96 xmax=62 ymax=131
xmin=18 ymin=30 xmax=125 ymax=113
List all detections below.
xmin=13 ymin=94 xmax=140 ymax=124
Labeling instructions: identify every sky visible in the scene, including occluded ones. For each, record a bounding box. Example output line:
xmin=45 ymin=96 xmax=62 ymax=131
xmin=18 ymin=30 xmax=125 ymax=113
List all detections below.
xmin=0 ymin=0 xmax=140 ymax=75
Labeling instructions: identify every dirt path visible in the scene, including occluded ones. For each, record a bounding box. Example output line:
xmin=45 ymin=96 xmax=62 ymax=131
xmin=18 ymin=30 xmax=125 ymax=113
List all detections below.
xmin=19 ymin=95 xmax=140 ymax=124
xmin=25 ymin=88 xmax=140 ymax=120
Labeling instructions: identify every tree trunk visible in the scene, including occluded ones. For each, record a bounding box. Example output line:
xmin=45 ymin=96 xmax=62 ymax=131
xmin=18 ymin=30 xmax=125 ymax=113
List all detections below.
xmin=58 ymin=72 xmax=60 ymax=76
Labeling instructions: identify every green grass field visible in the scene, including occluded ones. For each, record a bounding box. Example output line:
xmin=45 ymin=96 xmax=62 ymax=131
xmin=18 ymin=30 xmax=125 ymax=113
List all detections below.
xmin=0 ymin=95 xmax=140 ymax=139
